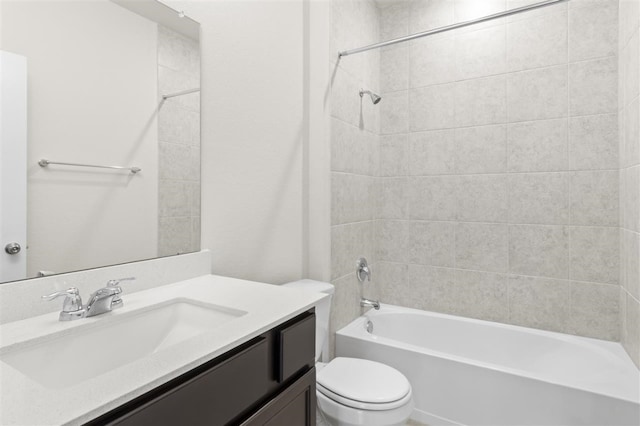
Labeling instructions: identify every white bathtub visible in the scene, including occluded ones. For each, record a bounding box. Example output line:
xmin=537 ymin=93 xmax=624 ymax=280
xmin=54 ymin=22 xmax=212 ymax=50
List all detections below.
xmin=335 ymin=304 xmax=640 ymax=426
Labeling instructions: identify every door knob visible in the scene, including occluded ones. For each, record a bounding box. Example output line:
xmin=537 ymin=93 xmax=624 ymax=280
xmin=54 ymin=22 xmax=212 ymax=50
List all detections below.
xmin=5 ymin=242 xmax=21 ymax=255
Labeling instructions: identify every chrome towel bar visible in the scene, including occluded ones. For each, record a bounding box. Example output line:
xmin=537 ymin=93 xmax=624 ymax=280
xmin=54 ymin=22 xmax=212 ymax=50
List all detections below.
xmin=162 ymin=88 xmax=200 ymax=100
xmin=38 ymin=159 xmax=141 ymax=174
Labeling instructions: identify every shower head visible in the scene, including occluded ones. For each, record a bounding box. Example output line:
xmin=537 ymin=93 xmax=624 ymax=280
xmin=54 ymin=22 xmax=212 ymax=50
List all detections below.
xmin=360 ymin=89 xmax=382 ymax=105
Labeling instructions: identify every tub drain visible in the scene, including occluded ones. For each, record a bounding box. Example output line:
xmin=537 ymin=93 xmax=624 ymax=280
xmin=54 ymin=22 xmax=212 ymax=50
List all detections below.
xmin=365 ymin=320 xmax=373 ymax=333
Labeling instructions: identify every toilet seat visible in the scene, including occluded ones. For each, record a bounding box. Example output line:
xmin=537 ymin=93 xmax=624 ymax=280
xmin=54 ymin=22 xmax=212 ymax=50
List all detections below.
xmin=316 ymin=357 xmax=412 ymax=411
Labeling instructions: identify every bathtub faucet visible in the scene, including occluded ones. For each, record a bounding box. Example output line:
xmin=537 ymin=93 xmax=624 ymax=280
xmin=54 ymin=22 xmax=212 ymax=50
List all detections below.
xmin=360 ymin=298 xmax=380 ymax=310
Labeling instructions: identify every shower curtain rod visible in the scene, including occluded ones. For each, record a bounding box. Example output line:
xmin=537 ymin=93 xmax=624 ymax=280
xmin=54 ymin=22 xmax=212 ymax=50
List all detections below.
xmin=338 ymin=0 xmax=568 ymax=58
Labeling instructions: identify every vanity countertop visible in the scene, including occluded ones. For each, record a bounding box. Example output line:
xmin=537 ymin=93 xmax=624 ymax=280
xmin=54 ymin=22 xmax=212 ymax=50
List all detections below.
xmin=0 ymin=274 xmax=326 ymax=426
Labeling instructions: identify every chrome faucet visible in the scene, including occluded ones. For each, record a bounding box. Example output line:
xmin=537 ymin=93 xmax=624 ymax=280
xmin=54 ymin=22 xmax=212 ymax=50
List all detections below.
xmin=360 ymin=298 xmax=380 ymax=310
xmin=85 ymin=285 xmax=123 ymax=317
xmin=42 ymin=277 xmax=135 ymax=321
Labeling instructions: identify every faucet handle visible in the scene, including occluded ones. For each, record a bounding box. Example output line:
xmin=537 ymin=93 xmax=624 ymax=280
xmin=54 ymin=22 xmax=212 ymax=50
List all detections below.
xmin=42 ymin=287 xmax=85 ymax=321
xmin=106 ymin=277 xmax=135 ymax=309
xmin=42 ymin=287 xmax=78 ymax=301
xmin=106 ymin=277 xmax=136 ymax=287
xmin=356 ymin=257 xmax=371 ymax=282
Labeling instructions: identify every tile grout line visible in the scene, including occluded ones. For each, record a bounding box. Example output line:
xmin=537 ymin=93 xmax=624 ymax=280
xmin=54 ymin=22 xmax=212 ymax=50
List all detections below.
xmin=380 ymin=53 xmax=618 ymax=98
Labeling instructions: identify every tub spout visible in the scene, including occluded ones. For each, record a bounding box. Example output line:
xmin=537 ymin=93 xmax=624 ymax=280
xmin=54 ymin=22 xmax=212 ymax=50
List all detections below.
xmin=360 ymin=298 xmax=380 ymax=310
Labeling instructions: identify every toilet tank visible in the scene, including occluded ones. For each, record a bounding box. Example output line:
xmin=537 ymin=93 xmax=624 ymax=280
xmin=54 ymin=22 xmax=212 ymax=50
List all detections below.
xmin=282 ymin=279 xmax=334 ymax=362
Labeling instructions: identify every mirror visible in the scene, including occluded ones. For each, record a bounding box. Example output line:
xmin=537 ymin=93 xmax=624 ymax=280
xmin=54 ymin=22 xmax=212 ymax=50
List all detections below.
xmin=0 ymin=0 xmax=201 ymax=284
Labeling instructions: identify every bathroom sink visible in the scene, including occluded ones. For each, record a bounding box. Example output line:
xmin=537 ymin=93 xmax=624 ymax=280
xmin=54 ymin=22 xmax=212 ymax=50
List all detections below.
xmin=0 ymin=299 xmax=247 ymax=389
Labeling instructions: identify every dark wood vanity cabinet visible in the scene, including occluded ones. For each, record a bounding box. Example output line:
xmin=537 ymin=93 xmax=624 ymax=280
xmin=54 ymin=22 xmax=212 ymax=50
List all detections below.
xmin=87 ymin=310 xmax=316 ymax=426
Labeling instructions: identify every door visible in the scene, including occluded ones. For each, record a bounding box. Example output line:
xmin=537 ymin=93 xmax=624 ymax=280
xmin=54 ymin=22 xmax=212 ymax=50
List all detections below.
xmin=0 ymin=50 xmax=27 ymax=282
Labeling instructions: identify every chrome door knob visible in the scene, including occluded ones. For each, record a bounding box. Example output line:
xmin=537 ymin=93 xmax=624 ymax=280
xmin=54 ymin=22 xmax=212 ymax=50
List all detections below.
xmin=4 ymin=242 xmax=21 ymax=255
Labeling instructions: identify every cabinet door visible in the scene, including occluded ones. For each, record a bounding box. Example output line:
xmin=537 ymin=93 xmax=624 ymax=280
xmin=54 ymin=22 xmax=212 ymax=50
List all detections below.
xmin=105 ymin=337 xmax=270 ymax=426
xmin=242 ymin=368 xmax=316 ymax=426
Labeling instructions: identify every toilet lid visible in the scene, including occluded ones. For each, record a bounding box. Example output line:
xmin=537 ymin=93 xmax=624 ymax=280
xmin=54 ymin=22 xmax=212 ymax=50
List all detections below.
xmin=316 ymin=358 xmax=411 ymax=406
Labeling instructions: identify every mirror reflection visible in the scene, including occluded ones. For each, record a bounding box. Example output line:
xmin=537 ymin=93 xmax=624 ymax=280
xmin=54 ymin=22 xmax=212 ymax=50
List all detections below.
xmin=0 ymin=0 xmax=201 ymax=284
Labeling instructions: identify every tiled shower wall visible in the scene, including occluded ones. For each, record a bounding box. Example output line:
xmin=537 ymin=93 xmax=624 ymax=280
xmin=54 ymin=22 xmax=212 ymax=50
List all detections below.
xmin=329 ymin=0 xmax=380 ymax=356
xmin=157 ymin=26 xmax=201 ymax=257
xmin=374 ymin=0 xmax=621 ymax=340
xmin=619 ymin=0 xmax=640 ymax=368
xmin=330 ymin=0 xmax=628 ymax=351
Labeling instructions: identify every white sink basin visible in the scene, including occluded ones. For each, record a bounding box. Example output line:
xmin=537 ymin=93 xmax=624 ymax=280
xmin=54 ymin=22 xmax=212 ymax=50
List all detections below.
xmin=0 ymin=299 xmax=247 ymax=389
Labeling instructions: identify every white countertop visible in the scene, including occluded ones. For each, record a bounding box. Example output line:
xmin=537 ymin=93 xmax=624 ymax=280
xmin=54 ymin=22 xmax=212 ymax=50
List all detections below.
xmin=0 ymin=274 xmax=326 ymax=425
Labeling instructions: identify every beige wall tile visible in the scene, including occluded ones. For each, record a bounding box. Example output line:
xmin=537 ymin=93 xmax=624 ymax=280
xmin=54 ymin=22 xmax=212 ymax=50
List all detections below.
xmin=570 ymin=171 xmax=619 ymax=226
xmin=623 ymin=31 xmax=639 ymax=105
xmin=457 ymin=175 xmax=509 ymax=223
xmin=331 ymin=118 xmax=376 ymax=175
xmin=622 ymin=291 xmax=640 ymax=368
xmin=409 ymin=176 xmax=457 ymax=220
xmin=508 ymin=275 xmax=571 ymax=333
xmin=410 ymin=0 xmax=455 ymax=34
xmin=330 ymin=273 xmax=361 ymax=358
xmin=331 ymin=221 xmax=375 ymax=280
xmin=508 ymin=173 xmax=570 ymax=225
xmin=623 ymin=98 xmax=640 ymax=168
xmin=455 ymin=75 xmax=507 ymax=127
xmin=408 ymin=221 xmax=456 ymax=267
xmin=451 ymin=269 xmax=509 ymax=322
xmin=158 ymin=216 xmax=191 ymax=257
xmin=380 ymin=2 xmax=409 ymax=41
xmin=407 ymin=264 xmax=456 ymax=312
xmin=380 ymin=134 xmax=409 ymax=177
xmin=381 ymin=46 xmax=409 ymax=93
xmin=410 ymin=36 xmax=457 ymax=88
xmin=507 ymin=10 xmax=568 ymax=72
xmin=623 ymin=166 xmax=640 ymax=233
xmin=381 ymin=90 xmax=409 ymax=134
xmin=410 ymin=84 xmax=456 ymax=131
xmin=507 ymin=119 xmax=568 ymax=172
xmin=374 ymin=261 xmax=409 ymax=306
xmin=621 ymin=229 xmax=640 ymax=300
xmin=569 ymin=114 xmax=619 ymax=170
xmin=455 ymin=125 xmax=508 ymax=174
xmin=331 ymin=66 xmax=361 ymax=127
xmin=569 ymin=281 xmax=620 ymax=340
xmin=376 ymin=220 xmax=407 ymax=263
xmin=456 ymin=25 xmax=506 ymax=80
xmin=569 ymin=0 xmax=618 ymax=62
xmin=331 ymin=173 xmax=374 ymax=225
xmin=570 ymin=226 xmax=619 ymax=284
xmin=569 ymin=56 xmax=618 ymax=116
xmin=159 ymin=180 xmax=192 ymax=218
xmin=409 ymin=129 xmax=456 ymax=175
xmin=454 ymin=0 xmax=506 ymax=23
xmin=456 ymin=223 xmax=509 ymax=272
xmin=378 ymin=177 xmax=409 ymax=219
xmin=509 ymin=225 xmax=570 ymax=278
xmin=507 ymin=65 xmax=568 ymax=122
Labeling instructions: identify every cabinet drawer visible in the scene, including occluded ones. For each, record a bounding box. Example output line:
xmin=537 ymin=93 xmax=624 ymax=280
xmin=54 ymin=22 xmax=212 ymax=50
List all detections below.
xmin=107 ymin=337 xmax=270 ymax=426
xmin=241 ymin=368 xmax=316 ymax=426
xmin=277 ymin=313 xmax=315 ymax=383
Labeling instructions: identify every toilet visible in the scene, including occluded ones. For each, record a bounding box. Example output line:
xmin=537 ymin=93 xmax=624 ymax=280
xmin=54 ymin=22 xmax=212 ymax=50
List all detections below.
xmin=282 ymin=279 xmax=414 ymax=426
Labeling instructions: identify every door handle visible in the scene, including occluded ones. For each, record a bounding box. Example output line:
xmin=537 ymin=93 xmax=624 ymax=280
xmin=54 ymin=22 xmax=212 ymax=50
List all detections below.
xmin=5 ymin=243 xmax=21 ymax=255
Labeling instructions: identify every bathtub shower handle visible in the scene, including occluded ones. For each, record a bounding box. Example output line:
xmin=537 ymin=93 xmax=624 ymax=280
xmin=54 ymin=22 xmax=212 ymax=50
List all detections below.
xmin=356 ymin=257 xmax=371 ymax=282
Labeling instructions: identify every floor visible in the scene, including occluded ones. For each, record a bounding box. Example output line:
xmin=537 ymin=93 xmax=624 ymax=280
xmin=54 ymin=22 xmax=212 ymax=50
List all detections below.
xmin=316 ymin=411 xmax=429 ymax=426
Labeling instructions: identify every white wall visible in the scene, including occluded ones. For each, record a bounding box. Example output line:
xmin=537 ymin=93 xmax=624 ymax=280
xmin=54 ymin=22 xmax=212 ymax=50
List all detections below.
xmin=0 ymin=1 xmax=159 ymax=277
xmin=164 ymin=0 xmax=324 ymax=284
